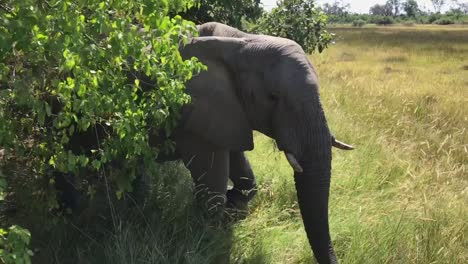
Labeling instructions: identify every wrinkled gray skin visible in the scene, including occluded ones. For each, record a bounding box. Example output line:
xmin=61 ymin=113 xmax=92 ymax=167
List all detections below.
xmin=171 ymin=22 xmax=352 ymax=264
xmin=197 ymin=21 xmax=256 ymax=38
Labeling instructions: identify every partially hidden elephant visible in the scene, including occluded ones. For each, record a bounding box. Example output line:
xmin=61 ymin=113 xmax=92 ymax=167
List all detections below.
xmin=164 ymin=22 xmax=352 ymax=264
xmin=55 ymin=22 xmax=352 ymax=264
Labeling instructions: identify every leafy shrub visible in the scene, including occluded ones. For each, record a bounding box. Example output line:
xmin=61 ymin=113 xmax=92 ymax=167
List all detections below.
xmin=373 ymin=16 xmax=395 ymax=25
xmin=253 ymin=0 xmax=333 ymax=53
xmin=0 ymin=0 xmax=204 ymax=211
xmin=1 ymin=153 xmax=32 ymax=263
xmin=427 ymin=13 xmax=442 ymax=24
xmin=179 ymin=0 xmax=263 ymax=28
xmin=352 ymin=19 xmax=366 ymax=27
xmin=433 ymin=18 xmax=455 ymax=25
xmin=0 ymin=226 xmax=33 ymax=264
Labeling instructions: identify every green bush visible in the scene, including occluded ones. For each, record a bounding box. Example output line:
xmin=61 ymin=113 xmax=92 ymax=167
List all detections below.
xmin=0 ymin=226 xmax=33 ymax=264
xmin=0 ymin=0 xmax=204 ymax=211
xmin=427 ymin=13 xmax=442 ymax=24
xmin=352 ymin=19 xmax=366 ymax=27
xmin=1 ymin=151 xmax=32 ymax=263
xmin=373 ymin=16 xmax=395 ymax=25
xmin=433 ymin=18 xmax=456 ymax=25
xmin=254 ymin=0 xmax=333 ymax=53
xmin=179 ymin=0 xmax=263 ymax=29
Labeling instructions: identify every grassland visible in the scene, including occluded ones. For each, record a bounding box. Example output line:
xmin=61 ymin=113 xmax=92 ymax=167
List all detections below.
xmin=230 ymin=26 xmax=467 ymax=263
xmin=11 ymin=25 xmax=468 ymax=263
xmin=311 ymin=25 xmax=468 ymax=263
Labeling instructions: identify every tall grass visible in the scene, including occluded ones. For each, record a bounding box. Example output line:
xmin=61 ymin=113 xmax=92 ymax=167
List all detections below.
xmin=7 ymin=26 xmax=467 ymax=264
xmin=308 ymin=26 xmax=468 ymax=263
xmin=236 ymin=26 xmax=467 ymax=263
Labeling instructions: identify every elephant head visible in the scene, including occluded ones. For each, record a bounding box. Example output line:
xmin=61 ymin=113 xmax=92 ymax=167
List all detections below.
xmin=180 ymin=36 xmax=350 ymax=263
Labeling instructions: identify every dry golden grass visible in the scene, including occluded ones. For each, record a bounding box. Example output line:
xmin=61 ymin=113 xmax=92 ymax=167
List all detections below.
xmin=307 ymin=25 xmax=467 ymax=263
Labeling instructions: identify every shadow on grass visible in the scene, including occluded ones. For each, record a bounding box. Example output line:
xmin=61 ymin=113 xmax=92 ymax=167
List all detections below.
xmin=32 ymin=207 xmax=236 ymax=263
xmin=6 ymin=162 xmax=257 ymax=264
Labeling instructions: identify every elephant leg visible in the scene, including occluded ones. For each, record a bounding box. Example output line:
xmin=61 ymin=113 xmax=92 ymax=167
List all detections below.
xmin=226 ymin=152 xmax=257 ymax=217
xmin=182 ymin=150 xmax=229 ymax=217
xmin=54 ymin=172 xmax=80 ymax=211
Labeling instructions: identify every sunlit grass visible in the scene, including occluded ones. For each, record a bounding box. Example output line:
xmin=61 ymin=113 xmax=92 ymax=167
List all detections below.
xmin=231 ymin=25 xmax=467 ymax=263
xmin=310 ymin=26 xmax=467 ymax=263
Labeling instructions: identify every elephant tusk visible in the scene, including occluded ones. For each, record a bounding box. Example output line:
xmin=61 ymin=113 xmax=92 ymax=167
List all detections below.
xmin=332 ymin=136 xmax=354 ymax=150
xmin=285 ymin=153 xmax=303 ymax=173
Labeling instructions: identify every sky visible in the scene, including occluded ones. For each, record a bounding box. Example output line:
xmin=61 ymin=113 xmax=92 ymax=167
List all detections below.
xmin=261 ymin=0 xmax=461 ymax=13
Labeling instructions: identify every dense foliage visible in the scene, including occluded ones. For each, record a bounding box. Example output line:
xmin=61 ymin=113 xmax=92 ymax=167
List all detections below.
xmin=180 ymin=0 xmax=263 ymax=28
xmin=1 ymin=169 xmax=32 ymax=263
xmin=403 ymin=0 xmax=419 ymax=17
xmin=255 ymin=0 xmax=333 ymax=53
xmin=0 ymin=5 xmax=206 ymax=259
xmin=0 ymin=0 xmax=204 ymax=205
xmin=369 ymin=2 xmax=394 ymax=16
xmin=0 ymin=225 xmax=33 ymax=264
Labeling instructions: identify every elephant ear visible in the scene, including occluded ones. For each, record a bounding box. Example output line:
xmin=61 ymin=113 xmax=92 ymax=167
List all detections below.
xmin=180 ymin=37 xmax=253 ymax=151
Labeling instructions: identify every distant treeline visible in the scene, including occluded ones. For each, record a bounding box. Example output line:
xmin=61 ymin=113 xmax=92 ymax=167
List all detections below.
xmin=327 ymin=12 xmax=468 ymax=26
xmin=321 ymin=0 xmax=468 ymax=26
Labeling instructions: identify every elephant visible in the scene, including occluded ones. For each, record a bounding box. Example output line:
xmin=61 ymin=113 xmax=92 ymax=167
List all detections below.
xmin=158 ymin=25 xmax=353 ymax=263
xmin=184 ymin=22 xmax=352 ymax=263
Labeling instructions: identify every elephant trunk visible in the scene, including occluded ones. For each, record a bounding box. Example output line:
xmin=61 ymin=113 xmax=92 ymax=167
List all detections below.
xmin=294 ymin=140 xmax=338 ymax=263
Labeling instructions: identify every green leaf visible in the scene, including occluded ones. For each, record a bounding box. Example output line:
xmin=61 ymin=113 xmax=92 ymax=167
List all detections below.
xmin=91 ymin=160 xmax=101 ymax=170
xmin=77 ymin=84 xmax=87 ymax=97
xmin=9 ymin=226 xmax=31 ymax=245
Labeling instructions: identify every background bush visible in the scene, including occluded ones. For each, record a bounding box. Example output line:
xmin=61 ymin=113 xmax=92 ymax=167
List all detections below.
xmin=352 ymin=19 xmax=366 ymax=27
xmin=433 ymin=17 xmax=456 ymax=25
xmin=179 ymin=0 xmax=263 ymax=28
xmin=254 ymin=0 xmax=333 ymax=53
xmin=372 ymin=15 xmax=395 ymax=25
